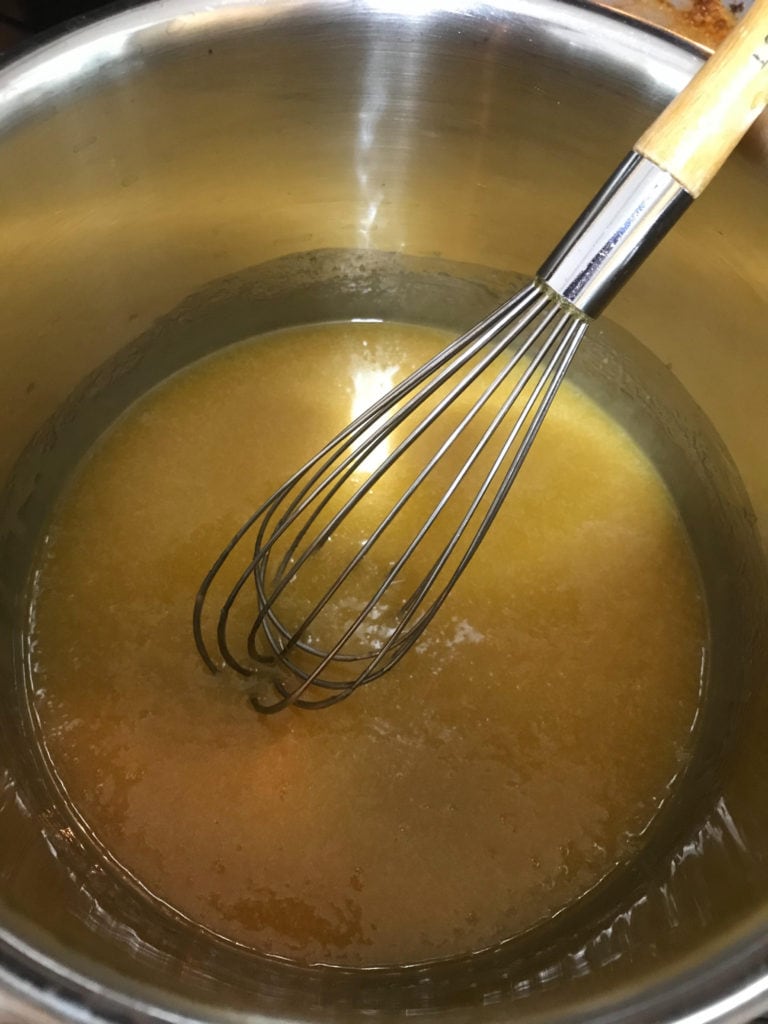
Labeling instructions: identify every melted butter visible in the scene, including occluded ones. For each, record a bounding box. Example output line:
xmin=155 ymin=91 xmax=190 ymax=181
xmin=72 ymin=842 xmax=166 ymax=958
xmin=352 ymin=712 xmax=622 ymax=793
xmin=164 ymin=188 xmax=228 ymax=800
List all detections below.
xmin=28 ymin=320 xmax=706 ymax=967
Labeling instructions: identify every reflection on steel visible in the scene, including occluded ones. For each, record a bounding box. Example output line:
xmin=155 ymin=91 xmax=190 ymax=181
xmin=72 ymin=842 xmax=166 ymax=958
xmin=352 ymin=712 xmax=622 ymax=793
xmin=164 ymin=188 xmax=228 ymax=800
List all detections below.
xmin=538 ymin=152 xmax=692 ymax=316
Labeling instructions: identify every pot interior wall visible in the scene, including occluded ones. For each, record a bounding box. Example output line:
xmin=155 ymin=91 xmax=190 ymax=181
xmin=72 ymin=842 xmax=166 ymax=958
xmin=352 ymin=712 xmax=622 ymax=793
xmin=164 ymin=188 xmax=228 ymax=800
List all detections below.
xmin=1 ymin=2 xmax=768 ymax=1022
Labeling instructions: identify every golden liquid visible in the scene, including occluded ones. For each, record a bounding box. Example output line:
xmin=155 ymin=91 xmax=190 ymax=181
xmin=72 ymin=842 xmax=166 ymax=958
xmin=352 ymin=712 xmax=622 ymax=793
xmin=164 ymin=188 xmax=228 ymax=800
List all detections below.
xmin=28 ymin=321 xmax=706 ymax=967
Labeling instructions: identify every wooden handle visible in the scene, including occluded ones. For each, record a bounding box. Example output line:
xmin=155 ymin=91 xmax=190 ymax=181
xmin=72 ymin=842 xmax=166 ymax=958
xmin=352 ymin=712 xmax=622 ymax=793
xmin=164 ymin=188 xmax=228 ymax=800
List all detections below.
xmin=636 ymin=0 xmax=768 ymax=197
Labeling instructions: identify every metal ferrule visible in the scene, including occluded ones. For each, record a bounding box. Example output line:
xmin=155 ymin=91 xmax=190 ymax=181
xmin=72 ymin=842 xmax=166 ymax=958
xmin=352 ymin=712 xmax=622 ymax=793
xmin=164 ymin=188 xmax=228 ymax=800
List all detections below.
xmin=537 ymin=151 xmax=693 ymax=318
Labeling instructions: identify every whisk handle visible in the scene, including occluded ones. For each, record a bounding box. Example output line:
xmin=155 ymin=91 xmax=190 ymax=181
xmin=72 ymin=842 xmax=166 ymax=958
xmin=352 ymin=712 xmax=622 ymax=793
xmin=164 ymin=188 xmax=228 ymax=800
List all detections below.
xmin=636 ymin=0 xmax=768 ymax=197
xmin=539 ymin=1 xmax=768 ymax=318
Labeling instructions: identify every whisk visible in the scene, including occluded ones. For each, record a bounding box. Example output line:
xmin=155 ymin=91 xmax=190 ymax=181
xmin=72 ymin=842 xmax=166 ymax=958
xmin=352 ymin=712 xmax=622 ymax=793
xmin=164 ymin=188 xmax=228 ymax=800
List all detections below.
xmin=194 ymin=1 xmax=768 ymax=712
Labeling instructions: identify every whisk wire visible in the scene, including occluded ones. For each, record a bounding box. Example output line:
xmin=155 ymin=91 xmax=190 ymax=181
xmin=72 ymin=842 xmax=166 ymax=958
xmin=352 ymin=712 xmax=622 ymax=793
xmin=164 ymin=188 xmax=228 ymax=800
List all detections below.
xmin=204 ymin=284 xmax=548 ymax=675
xmin=398 ymin=308 xmax=587 ymax=622
xmin=193 ymin=278 xmax=594 ymax=711
xmin=247 ymin=288 xmax=557 ymax=663
xmin=255 ymin=283 xmax=547 ymax=579
xmin=250 ymin=304 xmax=588 ymax=711
xmin=194 ymin=279 xmax=591 ymax=711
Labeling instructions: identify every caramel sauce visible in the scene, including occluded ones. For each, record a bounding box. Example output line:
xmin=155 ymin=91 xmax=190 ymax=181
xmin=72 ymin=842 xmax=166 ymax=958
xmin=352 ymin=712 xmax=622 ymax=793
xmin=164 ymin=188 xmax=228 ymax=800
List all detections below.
xmin=28 ymin=321 xmax=706 ymax=967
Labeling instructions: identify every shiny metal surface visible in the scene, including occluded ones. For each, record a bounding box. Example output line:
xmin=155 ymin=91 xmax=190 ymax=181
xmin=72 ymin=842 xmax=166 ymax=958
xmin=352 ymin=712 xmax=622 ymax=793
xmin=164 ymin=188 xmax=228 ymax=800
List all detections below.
xmin=1 ymin=1 xmax=768 ymax=1024
xmin=539 ymin=151 xmax=693 ymax=315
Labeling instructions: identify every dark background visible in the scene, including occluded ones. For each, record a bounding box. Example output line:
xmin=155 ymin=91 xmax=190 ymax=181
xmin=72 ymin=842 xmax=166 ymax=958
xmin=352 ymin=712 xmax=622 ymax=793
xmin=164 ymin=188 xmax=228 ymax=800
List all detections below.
xmin=0 ymin=0 xmax=110 ymax=49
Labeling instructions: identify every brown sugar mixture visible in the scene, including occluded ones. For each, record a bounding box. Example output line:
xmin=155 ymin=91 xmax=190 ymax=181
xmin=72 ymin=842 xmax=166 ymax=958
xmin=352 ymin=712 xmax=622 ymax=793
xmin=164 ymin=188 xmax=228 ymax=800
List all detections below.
xmin=27 ymin=320 xmax=706 ymax=967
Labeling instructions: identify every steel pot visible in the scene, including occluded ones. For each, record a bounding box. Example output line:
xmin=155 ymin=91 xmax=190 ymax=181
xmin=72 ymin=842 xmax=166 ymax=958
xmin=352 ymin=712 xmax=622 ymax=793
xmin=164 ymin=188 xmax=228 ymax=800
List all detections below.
xmin=2 ymin=1 xmax=768 ymax=1022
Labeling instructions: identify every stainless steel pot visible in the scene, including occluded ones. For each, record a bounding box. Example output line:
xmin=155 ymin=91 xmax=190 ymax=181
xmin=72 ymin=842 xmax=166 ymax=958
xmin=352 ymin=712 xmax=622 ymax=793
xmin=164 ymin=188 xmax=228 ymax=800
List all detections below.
xmin=2 ymin=1 xmax=768 ymax=1022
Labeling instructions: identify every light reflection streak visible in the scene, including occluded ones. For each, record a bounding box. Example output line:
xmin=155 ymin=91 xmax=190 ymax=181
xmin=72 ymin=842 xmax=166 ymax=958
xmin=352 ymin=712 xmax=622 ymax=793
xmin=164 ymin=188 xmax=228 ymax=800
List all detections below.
xmin=350 ymin=363 xmax=400 ymax=473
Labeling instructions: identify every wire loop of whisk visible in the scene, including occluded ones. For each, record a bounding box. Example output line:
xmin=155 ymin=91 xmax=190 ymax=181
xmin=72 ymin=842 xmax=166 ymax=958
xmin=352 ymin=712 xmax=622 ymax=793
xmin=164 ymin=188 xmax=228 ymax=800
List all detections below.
xmin=193 ymin=279 xmax=588 ymax=712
